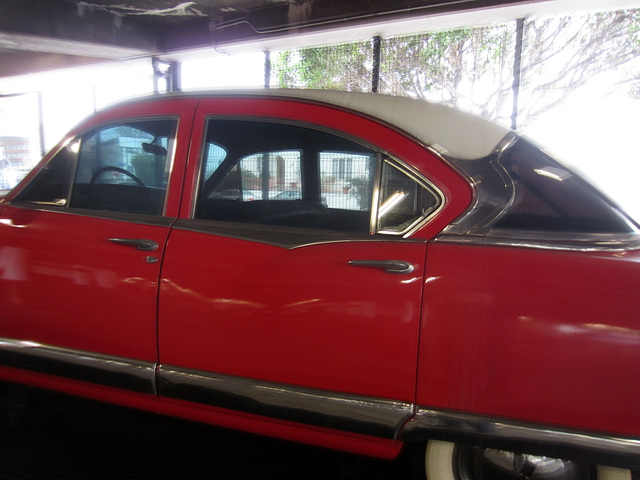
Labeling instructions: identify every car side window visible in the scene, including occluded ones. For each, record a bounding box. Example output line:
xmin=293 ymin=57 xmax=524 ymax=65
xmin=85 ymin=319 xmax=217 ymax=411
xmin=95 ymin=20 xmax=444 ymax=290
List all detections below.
xmin=14 ymin=119 xmax=177 ymax=216
xmin=208 ymin=150 xmax=303 ymax=202
xmin=13 ymin=140 xmax=78 ymax=206
xmin=492 ymin=139 xmax=637 ymax=233
xmin=195 ymin=119 xmax=442 ymax=235
xmin=377 ymin=160 xmax=442 ymax=235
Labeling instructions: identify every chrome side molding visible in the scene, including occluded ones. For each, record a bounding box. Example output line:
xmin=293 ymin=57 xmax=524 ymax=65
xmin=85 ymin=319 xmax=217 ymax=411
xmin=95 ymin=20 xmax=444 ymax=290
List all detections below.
xmin=401 ymin=408 xmax=640 ymax=471
xmin=157 ymin=365 xmax=414 ymax=439
xmin=1 ymin=336 xmax=638 ymax=469
xmin=0 ymin=338 xmax=155 ymax=394
xmin=435 ymin=230 xmax=640 ymax=252
xmin=0 ymin=337 xmax=413 ymax=439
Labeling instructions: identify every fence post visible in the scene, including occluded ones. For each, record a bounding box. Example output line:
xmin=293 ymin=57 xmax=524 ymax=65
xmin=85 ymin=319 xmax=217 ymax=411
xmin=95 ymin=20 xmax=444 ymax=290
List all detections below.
xmin=264 ymin=50 xmax=272 ymax=89
xmin=511 ymin=18 xmax=525 ymax=130
xmin=372 ymin=36 xmax=382 ymax=93
xmin=37 ymin=92 xmax=46 ymax=158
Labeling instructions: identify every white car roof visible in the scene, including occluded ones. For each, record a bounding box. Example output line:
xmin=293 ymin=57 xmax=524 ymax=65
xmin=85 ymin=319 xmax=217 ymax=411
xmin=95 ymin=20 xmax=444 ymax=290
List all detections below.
xmin=248 ymin=89 xmax=511 ymax=160
xmin=113 ymin=89 xmax=511 ymax=160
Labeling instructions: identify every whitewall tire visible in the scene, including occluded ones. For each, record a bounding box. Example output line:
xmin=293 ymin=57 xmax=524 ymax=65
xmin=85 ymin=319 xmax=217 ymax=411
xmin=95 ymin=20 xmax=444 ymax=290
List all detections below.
xmin=423 ymin=440 xmax=632 ymax=480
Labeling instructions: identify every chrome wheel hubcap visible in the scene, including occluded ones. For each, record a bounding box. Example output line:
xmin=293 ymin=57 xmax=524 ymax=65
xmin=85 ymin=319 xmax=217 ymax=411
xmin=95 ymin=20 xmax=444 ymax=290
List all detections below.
xmin=455 ymin=445 xmax=593 ymax=480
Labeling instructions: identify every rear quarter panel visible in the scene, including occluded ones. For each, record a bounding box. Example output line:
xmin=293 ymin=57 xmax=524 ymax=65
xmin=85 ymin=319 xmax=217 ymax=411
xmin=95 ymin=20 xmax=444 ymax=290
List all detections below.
xmin=418 ymin=243 xmax=640 ymax=437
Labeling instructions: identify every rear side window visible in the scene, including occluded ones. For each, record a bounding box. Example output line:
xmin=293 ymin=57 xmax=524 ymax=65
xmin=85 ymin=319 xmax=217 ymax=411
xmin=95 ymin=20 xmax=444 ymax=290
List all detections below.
xmin=195 ymin=119 xmax=442 ymax=235
xmin=196 ymin=120 xmax=375 ymax=232
xmin=494 ymin=140 xmax=636 ymax=233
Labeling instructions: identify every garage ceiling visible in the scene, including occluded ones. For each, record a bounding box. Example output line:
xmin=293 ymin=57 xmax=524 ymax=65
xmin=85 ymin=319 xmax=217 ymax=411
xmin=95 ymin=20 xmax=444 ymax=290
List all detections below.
xmin=1 ymin=0 xmax=558 ymax=79
xmin=2 ymin=0 xmax=639 ymax=79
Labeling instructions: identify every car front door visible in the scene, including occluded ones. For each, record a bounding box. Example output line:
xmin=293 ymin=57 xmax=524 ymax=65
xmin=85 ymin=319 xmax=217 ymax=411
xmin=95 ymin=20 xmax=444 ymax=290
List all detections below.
xmin=157 ymin=97 xmax=467 ymax=438
xmin=0 ymin=101 xmax=195 ymax=393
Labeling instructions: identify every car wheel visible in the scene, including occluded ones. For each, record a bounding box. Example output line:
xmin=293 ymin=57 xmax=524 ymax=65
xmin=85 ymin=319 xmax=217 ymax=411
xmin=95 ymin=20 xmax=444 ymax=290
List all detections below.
xmin=423 ymin=440 xmax=632 ymax=480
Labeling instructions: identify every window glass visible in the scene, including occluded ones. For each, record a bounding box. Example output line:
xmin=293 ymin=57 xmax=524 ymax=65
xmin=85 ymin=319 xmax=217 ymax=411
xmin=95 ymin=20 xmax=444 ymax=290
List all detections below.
xmin=196 ymin=120 xmax=377 ymax=232
xmin=494 ymin=140 xmax=637 ymax=233
xmin=207 ymin=150 xmax=302 ymax=202
xmin=377 ymin=160 xmax=442 ymax=235
xmin=319 ymin=152 xmax=375 ymax=211
xmin=15 ymin=119 xmax=176 ymax=216
xmin=203 ymin=143 xmax=227 ymax=179
xmin=14 ymin=140 xmax=78 ymax=206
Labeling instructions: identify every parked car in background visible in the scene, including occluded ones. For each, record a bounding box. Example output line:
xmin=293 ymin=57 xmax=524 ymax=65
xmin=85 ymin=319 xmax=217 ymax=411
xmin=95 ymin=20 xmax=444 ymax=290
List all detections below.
xmin=0 ymin=90 xmax=638 ymax=480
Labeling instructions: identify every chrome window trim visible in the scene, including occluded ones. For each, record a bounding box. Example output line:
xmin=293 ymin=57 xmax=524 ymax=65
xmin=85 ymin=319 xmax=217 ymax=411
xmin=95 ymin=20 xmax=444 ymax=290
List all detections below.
xmin=440 ymin=133 xmax=517 ymax=237
xmin=172 ymin=218 xmax=424 ymax=250
xmin=157 ymin=365 xmax=413 ymax=439
xmin=65 ymin=138 xmax=82 ymax=208
xmin=2 ymin=202 xmax=176 ymax=228
xmin=434 ymin=230 xmax=640 ymax=252
xmin=162 ymin=122 xmax=179 ymax=216
xmin=369 ymin=152 xmax=384 ymax=235
xmin=0 ymin=338 xmax=155 ymax=394
xmin=401 ymin=408 xmax=640 ymax=471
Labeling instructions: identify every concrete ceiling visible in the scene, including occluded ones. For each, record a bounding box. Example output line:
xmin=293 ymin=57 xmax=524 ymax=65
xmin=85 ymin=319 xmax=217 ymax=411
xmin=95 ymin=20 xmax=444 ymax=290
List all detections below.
xmin=0 ymin=0 xmax=560 ymax=79
xmin=2 ymin=0 xmax=639 ymax=79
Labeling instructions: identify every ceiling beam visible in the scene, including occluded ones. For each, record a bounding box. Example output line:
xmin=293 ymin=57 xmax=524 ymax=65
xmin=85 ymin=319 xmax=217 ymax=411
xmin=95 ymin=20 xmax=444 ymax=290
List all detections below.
xmin=161 ymin=0 xmax=544 ymax=52
xmin=0 ymin=0 xmax=159 ymax=56
xmin=0 ymin=50 xmax=108 ymax=77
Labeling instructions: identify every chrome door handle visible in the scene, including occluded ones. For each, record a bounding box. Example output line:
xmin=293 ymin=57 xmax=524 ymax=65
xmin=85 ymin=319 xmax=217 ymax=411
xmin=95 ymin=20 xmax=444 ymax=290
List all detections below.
xmin=348 ymin=260 xmax=415 ymax=274
xmin=108 ymin=238 xmax=159 ymax=251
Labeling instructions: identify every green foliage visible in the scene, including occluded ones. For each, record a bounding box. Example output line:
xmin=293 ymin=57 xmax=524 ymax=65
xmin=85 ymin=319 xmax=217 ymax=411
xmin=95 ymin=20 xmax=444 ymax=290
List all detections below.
xmin=274 ymin=9 xmax=640 ymax=129
xmin=626 ymin=10 xmax=640 ymax=98
xmin=276 ymin=41 xmax=372 ymax=91
xmin=380 ymin=24 xmax=514 ymax=117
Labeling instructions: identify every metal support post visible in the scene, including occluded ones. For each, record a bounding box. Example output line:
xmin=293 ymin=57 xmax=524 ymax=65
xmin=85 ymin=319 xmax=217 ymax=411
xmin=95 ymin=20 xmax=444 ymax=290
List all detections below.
xmin=153 ymin=57 xmax=182 ymax=94
xmin=511 ymin=18 xmax=525 ymax=130
xmin=372 ymin=36 xmax=382 ymax=93
xmin=264 ymin=50 xmax=272 ymax=88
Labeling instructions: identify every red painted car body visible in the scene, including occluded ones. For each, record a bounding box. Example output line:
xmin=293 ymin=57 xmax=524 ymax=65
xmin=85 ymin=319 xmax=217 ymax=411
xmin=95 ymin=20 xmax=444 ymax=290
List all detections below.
xmin=0 ymin=90 xmax=638 ymax=474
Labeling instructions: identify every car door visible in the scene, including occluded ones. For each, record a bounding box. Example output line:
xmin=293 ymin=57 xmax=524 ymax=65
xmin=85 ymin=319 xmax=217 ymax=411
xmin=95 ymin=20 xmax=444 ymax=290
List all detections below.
xmin=157 ymin=97 xmax=468 ymax=437
xmin=0 ymin=100 xmax=195 ymax=393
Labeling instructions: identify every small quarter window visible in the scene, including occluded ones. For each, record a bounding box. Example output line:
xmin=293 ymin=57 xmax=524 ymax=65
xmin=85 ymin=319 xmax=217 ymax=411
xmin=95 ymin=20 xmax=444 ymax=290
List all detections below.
xmin=14 ymin=140 xmax=78 ymax=206
xmin=377 ymin=160 xmax=442 ymax=235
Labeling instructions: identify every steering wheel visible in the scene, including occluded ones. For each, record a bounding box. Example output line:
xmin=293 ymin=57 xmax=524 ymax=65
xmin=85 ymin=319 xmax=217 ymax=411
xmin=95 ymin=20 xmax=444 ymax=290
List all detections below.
xmin=89 ymin=166 xmax=145 ymax=187
xmin=88 ymin=166 xmax=154 ymax=213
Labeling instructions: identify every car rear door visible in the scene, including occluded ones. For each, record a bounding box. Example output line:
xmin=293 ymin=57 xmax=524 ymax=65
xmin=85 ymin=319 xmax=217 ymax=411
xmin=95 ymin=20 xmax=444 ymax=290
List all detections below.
xmin=156 ymin=96 xmax=470 ymax=438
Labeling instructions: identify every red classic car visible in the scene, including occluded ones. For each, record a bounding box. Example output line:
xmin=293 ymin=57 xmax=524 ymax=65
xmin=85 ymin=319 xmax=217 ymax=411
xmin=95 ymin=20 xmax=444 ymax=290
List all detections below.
xmin=0 ymin=90 xmax=638 ymax=480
